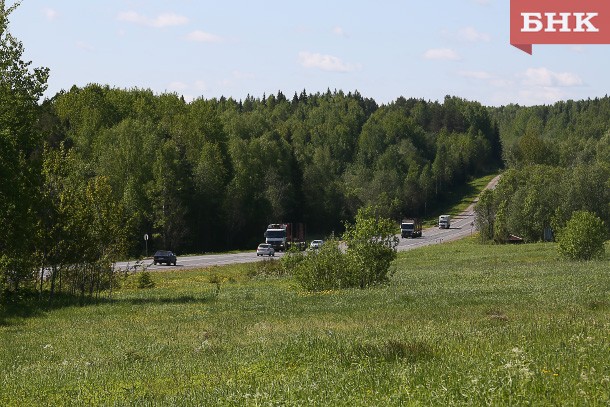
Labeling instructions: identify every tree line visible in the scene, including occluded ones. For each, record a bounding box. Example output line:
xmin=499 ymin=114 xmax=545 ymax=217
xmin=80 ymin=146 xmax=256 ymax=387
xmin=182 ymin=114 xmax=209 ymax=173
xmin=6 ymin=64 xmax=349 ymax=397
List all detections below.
xmin=476 ymin=101 xmax=610 ymax=244
xmin=39 ymin=87 xmax=502 ymax=255
xmin=3 ymin=82 xmax=503 ymax=300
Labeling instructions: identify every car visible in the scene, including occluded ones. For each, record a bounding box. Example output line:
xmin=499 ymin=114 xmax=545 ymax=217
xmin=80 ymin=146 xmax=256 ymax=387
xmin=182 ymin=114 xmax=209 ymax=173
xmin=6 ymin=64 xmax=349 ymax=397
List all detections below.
xmin=153 ymin=250 xmax=177 ymax=266
xmin=310 ymin=239 xmax=324 ymax=249
xmin=256 ymin=243 xmax=275 ymax=257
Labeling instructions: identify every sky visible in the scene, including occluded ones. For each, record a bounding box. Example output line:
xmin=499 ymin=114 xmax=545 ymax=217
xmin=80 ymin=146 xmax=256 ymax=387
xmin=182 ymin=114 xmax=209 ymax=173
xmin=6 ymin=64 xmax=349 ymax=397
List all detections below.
xmin=8 ymin=0 xmax=610 ymax=106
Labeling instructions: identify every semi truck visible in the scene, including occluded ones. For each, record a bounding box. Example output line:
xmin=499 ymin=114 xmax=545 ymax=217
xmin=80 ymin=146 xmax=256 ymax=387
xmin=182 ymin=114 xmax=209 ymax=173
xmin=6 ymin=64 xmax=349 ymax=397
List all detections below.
xmin=438 ymin=215 xmax=451 ymax=229
xmin=401 ymin=218 xmax=422 ymax=238
xmin=264 ymin=223 xmax=306 ymax=251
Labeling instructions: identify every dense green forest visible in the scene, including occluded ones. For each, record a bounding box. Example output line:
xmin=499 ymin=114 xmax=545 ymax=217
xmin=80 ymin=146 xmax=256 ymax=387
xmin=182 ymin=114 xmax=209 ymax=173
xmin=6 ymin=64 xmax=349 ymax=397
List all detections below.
xmin=476 ymin=101 xmax=610 ymax=243
xmin=42 ymin=87 xmax=502 ymax=252
xmin=1 ymin=2 xmax=609 ymax=302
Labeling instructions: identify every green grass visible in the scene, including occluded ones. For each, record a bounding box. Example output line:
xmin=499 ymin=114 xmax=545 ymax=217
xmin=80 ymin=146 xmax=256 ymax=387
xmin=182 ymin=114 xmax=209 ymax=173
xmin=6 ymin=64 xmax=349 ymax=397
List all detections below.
xmin=2 ymin=240 xmax=610 ymax=405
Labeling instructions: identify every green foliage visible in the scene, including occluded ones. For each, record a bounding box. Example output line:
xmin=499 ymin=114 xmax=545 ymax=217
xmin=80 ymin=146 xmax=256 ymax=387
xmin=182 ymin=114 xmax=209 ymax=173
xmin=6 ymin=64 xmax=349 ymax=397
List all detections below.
xmin=278 ymin=246 xmax=305 ymax=275
xmin=293 ymin=237 xmax=347 ymax=291
xmin=343 ymin=206 xmax=399 ymax=288
xmin=136 ymin=271 xmax=155 ymax=289
xmin=557 ymin=211 xmax=607 ymax=260
xmin=294 ymin=207 xmax=398 ymax=291
xmin=474 ymin=189 xmax=496 ymax=242
xmin=477 ymin=164 xmax=610 ymax=243
xmin=0 ymin=2 xmax=49 ymax=294
xmin=40 ymin=86 xmax=504 ymax=254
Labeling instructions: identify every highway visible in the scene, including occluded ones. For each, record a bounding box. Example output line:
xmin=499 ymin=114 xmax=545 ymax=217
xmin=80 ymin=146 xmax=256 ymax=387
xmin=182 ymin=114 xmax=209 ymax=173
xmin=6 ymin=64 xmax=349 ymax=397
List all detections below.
xmin=117 ymin=175 xmax=501 ymax=273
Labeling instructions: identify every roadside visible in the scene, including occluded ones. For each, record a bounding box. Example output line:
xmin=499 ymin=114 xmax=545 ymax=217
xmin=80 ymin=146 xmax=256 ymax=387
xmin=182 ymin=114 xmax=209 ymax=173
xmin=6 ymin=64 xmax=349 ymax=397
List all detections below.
xmin=396 ymin=173 xmax=502 ymax=251
xmin=117 ymin=173 xmax=503 ymax=271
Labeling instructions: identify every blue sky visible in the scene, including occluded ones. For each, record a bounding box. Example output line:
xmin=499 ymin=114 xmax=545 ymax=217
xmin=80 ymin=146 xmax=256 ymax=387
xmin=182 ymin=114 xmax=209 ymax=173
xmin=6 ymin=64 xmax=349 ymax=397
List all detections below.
xmin=9 ymin=0 xmax=610 ymax=106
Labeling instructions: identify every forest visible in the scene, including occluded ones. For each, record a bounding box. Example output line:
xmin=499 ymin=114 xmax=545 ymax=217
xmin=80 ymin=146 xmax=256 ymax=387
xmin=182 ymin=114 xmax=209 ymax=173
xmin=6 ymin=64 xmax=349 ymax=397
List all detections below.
xmin=1 ymin=2 xmax=609 ymax=301
xmin=477 ymin=100 xmax=610 ymax=243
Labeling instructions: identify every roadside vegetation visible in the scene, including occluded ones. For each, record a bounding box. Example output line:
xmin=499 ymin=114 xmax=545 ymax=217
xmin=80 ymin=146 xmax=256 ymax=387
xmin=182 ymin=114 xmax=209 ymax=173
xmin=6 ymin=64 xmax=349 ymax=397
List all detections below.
xmin=2 ymin=239 xmax=610 ymax=405
xmin=288 ymin=205 xmax=399 ymax=291
xmin=477 ymin=104 xmax=610 ymax=245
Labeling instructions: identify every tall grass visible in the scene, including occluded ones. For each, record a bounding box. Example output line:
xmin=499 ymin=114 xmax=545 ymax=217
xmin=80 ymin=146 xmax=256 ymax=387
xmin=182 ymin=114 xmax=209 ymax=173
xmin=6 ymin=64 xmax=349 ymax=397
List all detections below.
xmin=2 ymin=239 xmax=609 ymax=405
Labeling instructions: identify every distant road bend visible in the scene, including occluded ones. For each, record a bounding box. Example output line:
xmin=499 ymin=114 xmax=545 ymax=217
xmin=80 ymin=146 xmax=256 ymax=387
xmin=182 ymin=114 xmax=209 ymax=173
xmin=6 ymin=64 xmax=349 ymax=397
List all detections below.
xmin=117 ymin=174 xmax=502 ymax=272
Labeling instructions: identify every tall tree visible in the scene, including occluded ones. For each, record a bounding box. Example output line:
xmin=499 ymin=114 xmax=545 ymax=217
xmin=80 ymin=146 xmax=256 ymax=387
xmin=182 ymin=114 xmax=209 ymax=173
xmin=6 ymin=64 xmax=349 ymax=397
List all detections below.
xmin=0 ymin=1 xmax=49 ymax=293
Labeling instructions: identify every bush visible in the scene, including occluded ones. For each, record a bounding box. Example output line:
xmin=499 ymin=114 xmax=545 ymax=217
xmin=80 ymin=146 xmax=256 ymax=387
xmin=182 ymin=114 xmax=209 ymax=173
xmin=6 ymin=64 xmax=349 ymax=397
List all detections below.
xmin=278 ymin=246 xmax=305 ymax=275
xmin=557 ymin=211 xmax=607 ymax=260
xmin=293 ymin=206 xmax=398 ymax=291
xmin=136 ymin=272 xmax=156 ymax=289
xmin=293 ymin=238 xmax=347 ymax=291
xmin=343 ymin=206 xmax=399 ymax=288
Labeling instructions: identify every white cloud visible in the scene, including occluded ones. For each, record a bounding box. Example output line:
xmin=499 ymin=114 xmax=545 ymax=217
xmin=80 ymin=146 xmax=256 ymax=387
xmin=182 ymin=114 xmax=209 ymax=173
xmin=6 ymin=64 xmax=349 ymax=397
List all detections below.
xmin=423 ymin=48 xmax=460 ymax=60
xmin=458 ymin=27 xmax=491 ymax=42
xmin=194 ymin=80 xmax=208 ymax=91
xmin=152 ymin=13 xmax=189 ymax=28
xmin=117 ymin=11 xmax=188 ymax=28
xmin=488 ymin=68 xmax=583 ymax=105
xmin=458 ymin=71 xmax=513 ymax=88
xmin=333 ymin=26 xmax=348 ymax=37
xmin=43 ymin=8 xmax=59 ymax=21
xmin=168 ymin=81 xmax=188 ymax=92
xmin=298 ymin=51 xmax=355 ymax=72
xmin=518 ymin=88 xmax=565 ymax=105
xmin=187 ymin=30 xmax=223 ymax=43
xmin=522 ymin=67 xmax=583 ymax=87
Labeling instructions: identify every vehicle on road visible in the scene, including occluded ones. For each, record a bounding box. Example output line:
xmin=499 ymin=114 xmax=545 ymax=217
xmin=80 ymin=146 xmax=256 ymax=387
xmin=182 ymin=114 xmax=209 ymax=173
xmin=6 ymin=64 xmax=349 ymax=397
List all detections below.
xmin=310 ymin=239 xmax=324 ymax=249
xmin=153 ymin=250 xmax=177 ymax=266
xmin=401 ymin=219 xmax=422 ymax=238
xmin=264 ymin=223 xmax=306 ymax=251
xmin=256 ymin=243 xmax=275 ymax=257
xmin=438 ymin=215 xmax=451 ymax=229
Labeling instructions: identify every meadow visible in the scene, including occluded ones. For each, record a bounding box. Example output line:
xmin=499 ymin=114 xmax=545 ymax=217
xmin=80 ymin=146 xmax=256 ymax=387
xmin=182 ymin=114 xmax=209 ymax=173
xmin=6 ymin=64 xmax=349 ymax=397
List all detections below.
xmin=1 ymin=239 xmax=609 ymax=405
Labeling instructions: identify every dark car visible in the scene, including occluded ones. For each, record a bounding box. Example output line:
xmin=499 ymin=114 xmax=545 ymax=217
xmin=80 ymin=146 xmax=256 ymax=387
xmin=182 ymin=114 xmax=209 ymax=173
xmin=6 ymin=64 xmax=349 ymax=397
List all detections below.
xmin=153 ymin=250 xmax=177 ymax=266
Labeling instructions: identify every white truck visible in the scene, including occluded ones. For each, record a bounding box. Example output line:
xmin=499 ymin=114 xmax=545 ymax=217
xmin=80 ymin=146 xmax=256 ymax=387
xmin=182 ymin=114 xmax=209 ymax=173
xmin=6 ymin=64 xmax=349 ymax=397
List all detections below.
xmin=438 ymin=215 xmax=451 ymax=229
xmin=264 ymin=223 xmax=306 ymax=251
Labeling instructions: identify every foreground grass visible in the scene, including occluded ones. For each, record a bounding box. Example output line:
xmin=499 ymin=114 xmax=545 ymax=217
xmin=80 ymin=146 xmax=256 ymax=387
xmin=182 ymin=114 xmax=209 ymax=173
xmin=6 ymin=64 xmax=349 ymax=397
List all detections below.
xmin=2 ymin=240 xmax=609 ymax=405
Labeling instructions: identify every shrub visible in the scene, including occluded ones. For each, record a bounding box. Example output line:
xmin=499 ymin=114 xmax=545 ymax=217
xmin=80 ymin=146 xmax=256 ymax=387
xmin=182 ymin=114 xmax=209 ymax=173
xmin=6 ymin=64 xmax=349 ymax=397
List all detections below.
xmin=343 ymin=206 xmax=399 ymax=288
xmin=136 ymin=272 xmax=155 ymax=289
xmin=278 ymin=246 xmax=305 ymax=276
xmin=557 ymin=211 xmax=607 ymax=260
xmin=293 ymin=238 xmax=347 ymax=291
xmin=293 ymin=206 xmax=398 ymax=291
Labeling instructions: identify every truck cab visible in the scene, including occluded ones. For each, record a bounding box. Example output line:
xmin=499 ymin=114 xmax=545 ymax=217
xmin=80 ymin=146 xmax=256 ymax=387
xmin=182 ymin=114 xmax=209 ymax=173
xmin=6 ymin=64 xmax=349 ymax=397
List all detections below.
xmin=438 ymin=215 xmax=451 ymax=229
xmin=401 ymin=218 xmax=422 ymax=238
xmin=264 ymin=224 xmax=287 ymax=251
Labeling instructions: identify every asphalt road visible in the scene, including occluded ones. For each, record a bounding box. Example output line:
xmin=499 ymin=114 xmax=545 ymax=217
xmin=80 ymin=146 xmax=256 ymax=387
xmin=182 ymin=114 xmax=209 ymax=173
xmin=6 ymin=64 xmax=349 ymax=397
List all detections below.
xmin=117 ymin=175 xmax=501 ymax=272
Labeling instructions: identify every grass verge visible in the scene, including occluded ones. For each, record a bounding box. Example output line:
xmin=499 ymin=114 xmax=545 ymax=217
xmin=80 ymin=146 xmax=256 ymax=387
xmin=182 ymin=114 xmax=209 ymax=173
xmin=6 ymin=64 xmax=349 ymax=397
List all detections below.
xmin=1 ymin=239 xmax=609 ymax=405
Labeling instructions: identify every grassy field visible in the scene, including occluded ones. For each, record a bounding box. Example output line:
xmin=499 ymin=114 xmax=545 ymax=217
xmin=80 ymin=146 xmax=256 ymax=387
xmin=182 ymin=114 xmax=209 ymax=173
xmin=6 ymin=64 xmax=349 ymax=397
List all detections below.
xmin=2 ymin=239 xmax=609 ymax=405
